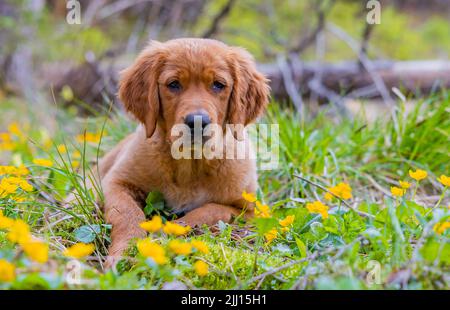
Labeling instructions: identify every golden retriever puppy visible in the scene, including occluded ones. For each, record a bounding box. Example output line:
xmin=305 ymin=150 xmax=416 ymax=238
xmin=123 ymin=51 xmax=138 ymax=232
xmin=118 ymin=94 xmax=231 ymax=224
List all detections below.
xmin=97 ymin=38 xmax=270 ymax=264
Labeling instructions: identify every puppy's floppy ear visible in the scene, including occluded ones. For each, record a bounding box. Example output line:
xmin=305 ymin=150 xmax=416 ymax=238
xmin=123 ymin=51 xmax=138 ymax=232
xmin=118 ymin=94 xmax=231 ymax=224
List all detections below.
xmin=227 ymin=47 xmax=270 ymax=140
xmin=118 ymin=41 xmax=165 ymax=139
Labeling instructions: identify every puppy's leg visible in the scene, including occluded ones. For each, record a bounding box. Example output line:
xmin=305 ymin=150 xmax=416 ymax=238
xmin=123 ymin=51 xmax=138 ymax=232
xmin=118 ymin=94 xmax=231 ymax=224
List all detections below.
xmin=64 ymin=134 xmax=135 ymax=206
xmin=103 ymin=181 xmax=146 ymax=266
xmin=176 ymin=203 xmax=252 ymax=227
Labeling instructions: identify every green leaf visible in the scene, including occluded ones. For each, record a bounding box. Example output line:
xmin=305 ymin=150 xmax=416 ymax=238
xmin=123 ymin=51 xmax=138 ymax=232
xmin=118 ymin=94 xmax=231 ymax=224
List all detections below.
xmin=421 ymin=238 xmax=450 ymax=264
xmin=295 ymin=238 xmax=307 ymax=258
xmin=74 ymin=224 xmax=101 ymax=243
xmin=144 ymin=191 xmax=165 ymax=216
xmin=253 ymin=217 xmax=278 ymax=235
xmin=310 ymin=222 xmax=328 ymax=240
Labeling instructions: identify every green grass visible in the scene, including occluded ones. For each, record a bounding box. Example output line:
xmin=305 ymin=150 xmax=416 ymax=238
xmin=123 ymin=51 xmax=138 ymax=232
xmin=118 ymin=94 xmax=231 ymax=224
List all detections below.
xmin=0 ymin=92 xmax=449 ymax=289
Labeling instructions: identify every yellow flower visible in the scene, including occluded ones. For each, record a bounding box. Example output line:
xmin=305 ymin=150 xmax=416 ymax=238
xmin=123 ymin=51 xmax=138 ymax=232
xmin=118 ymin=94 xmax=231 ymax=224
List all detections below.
xmin=191 ymin=240 xmax=209 ymax=254
xmin=437 ymin=175 xmax=450 ymax=187
xmin=15 ymin=165 xmax=30 ymax=176
xmin=306 ymin=201 xmax=329 ymax=219
xmin=12 ymin=196 xmax=27 ymax=203
xmin=242 ymin=191 xmax=257 ymax=203
xmin=324 ymin=192 xmax=333 ymax=201
xmin=63 ymin=243 xmax=95 ymax=259
xmin=0 ymin=259 xmax=15 ymax=282
xmin=22 ymin=239 xmax=49 ymax=263
xmin=0 ymin=215 xmax=14 ymax=230
xmin=264 ymin=228 xmax=278 ymax=244
xmin=281 ymin=227 xmax=289 ymax=233
xmin=7 ymin=219 xmax=31 ymax=244
xmin=168 ymin=240 xmax=192 ymax=255
xmin=399 ymin=181 xmax=411 ymax=189
xmin=391 ymin=186 xmax=405 ymax=197
xmin=0 ymin=141 xmax=14 ymax=150
xmin=0 ymin=133 xmax=14 ymax=151
xmin=0 ymin=165 xmax=29 ymax=176
xmin=72 ymin=150 xmax=81 ymax=159
xmin=409 ymin=169 xmax=427 ymax=181
xmin=327 ymin=182 xmax=352 ymax=200
xmin=140 ymin=216 xmax=163 ymax=233
xmin=254 ymin=201 xmax=271 ymax=218
xmin=57 ymin=144 xmax=67 ymax=154
xmin=194 ymin=260 xmax=209 ymax=277
xmin=8 ymin=122 xmax=21 ymax=136
xmin=0 ymin=133 xmax=12 ymax=142
xmin=72 ymin=160 xmax=80 ymax=169
xmin=0 ymin=166 xmax=13 ymax=175
xmin=76 ymin=132 xmax=103 ymax=144
xmin=279 ymin=215 xmax=295 ymax=227
xmin=0 ymin=178 xmax=18 ymax=197
xmin=3 ymin=177 xmax=33 ymax=192
xmin=433 ymin=221 xmax=450 ymax=235
xmin=136 ymin=239 xmax=167 ymax=265
xmin=163 ymin=222 xmax=191 ymax=236
xmin=32 ymin=158 xmax=53 ymax=167
xmin=19 ymin=180 xmax=33 ymax=192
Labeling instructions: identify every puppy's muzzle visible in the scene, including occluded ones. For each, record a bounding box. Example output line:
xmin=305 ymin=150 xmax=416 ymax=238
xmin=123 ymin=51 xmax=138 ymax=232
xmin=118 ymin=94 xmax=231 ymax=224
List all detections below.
xmin=184 ymin=112 xmax=211 ymax=130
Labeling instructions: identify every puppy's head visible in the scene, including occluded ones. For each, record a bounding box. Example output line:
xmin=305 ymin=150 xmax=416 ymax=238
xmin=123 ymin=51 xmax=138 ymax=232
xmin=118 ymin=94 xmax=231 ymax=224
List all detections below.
xmin=119 ymin=38 xmax=270 ymax=141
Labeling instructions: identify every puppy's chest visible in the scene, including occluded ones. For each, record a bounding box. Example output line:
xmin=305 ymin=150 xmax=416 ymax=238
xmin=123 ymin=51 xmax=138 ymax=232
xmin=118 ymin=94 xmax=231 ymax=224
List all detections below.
xmin=160 ymin=169 xmax=237 ymax=213
xmin=164 ymin=186 xmax=210 ymax=213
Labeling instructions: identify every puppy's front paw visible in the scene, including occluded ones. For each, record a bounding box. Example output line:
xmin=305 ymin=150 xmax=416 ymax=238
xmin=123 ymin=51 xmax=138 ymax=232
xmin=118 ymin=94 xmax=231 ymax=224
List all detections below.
xmin=174 ymin=217 xmax=202 ymax=228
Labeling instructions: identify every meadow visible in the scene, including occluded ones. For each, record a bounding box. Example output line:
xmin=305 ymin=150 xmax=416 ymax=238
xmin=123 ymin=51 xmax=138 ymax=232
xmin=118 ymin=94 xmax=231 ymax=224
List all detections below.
xmin=0 ymin=91 xmax=449 ymax=289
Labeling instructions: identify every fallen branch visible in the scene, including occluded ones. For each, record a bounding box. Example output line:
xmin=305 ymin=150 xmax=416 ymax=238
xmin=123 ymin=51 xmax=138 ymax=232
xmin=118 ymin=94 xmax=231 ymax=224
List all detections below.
xmin=46 ymin=58 xmax=450 ymax=112
xmin=259 ymin=59 xmax=450 ymax=102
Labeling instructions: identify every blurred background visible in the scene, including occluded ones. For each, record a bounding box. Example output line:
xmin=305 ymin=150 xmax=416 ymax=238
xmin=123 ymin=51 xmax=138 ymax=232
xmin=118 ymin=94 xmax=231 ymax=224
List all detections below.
xmin=1 ymin=0 xmax=449 ymax=126
xmin=0 ymin=2 xmax=449 ymax=289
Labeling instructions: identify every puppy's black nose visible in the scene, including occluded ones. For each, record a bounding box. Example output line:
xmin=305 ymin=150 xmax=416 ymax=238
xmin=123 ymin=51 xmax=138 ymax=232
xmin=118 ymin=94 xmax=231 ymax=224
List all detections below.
xmin=184 ymin=113 xmax=211 ymax=130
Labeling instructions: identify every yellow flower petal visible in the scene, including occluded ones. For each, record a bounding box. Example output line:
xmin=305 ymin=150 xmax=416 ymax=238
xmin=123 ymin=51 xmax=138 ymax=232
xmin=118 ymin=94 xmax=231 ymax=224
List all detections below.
xmin=57 ymin=145 xmax=67 ymax=154
xmin=437 ymin=175 xmax=450 ymax=187
xmin=279 ymin=215 xmax=295 ymax=227
xmin=168 ymin=240 xmax=192 ymax=255
xmin=136 ymin=239 xmax=167 ymax=265
xmin=242 ymin=191 xmax=257 ymax=203
xmin=63 ymin=243 xmax=95 ymax=259
xmin=7 ymin=219 xmax=31 ymax=244
xmin=0 ymin=215 xmax=14 ymax=230
xmin=399 ymin=180 xmax=411 ymax=189
xmin=306 ymin=201 xmax=329 ymax=219
xmin=0 ymin=259 xmax=15 ymax=282
xmin=324 ymin=192 xmax=333 ymax=201
xmin=390 ymin=186 xmax=405 ymax=197
xmin=163 ymin=222 xmax=191 ymax=236
xmin=1 ymin=165 xmax=29 ymax=176
xmin=254 ymin=201 xmax=271 ymax=218
xmin=140 ymin=216 xmax=163 ymax=233
xmin=22 ymin=239 xmax=49 ymax=263
xmin=76 ymin=132 xmax=103 ymax=144
xmin=433 ymin=221 xmax=450 ymax=235
xmin=194 ymin=260 xmax=209 ymax=276
xmin=264 ymin=228 xmax=278 ymax=244
xmin=32 ymin=159 xmax=53 ymax=167
xmin=8 ymin=122 xmax=21 ymax=136
xmin=191 ymin=240 xmax=209 ymax=254
xmin=326 ymin=182 xmax=352 ymax=200
xmin=409 ymin=169 xmax=427 ymax=181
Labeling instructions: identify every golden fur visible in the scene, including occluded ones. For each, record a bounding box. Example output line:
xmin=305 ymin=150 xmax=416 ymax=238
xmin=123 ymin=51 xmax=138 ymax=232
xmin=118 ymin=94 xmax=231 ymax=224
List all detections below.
xmin=90 ymin=38 xmax=270 ymax=265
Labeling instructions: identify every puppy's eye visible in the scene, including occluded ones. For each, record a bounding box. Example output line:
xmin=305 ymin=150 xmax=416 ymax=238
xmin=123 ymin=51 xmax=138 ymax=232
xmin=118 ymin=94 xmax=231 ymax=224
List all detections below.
xmin=167 ymin=81 xmax=182 ymax=91
xmin=212 ymin=81 xmax=225 ymax=92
